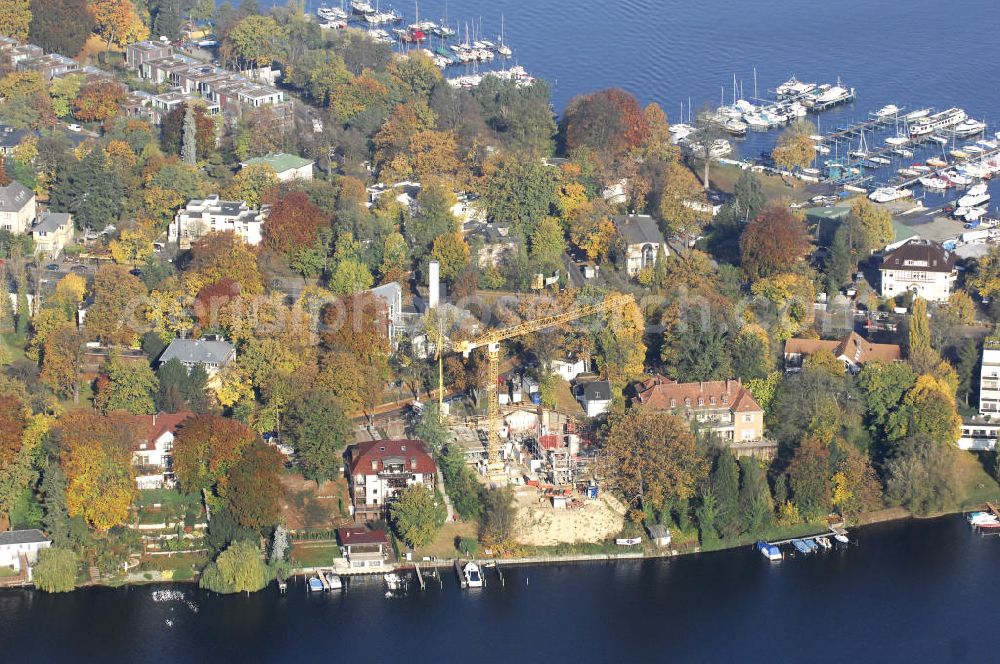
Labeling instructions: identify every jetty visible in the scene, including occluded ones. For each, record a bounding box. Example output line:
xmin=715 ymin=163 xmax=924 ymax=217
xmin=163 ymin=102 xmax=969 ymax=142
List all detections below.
xmin=415 ymin=562 xmax=426 ymax=591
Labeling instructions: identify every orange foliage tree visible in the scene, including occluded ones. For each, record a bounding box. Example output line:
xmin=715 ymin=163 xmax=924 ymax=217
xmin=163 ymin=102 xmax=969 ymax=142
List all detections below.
xmin=739 ymin=204 xmax=812 ymax=281
xmin=561 ymin=88 xmax=649 ymax=159
xmin=262 ymin=190 xmax=330 ymax=258
xmin=57 ymin=411 xmax=139 ymax=531
xmin=72 ymin=79 xmax=126 ymax=123
xmin=171 ymin=415 xmax=257 ymax=493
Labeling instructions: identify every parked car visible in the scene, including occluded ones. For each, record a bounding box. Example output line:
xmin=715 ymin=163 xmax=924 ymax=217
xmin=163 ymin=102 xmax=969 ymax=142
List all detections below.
xmin=45 ymin=263 xmax=60 ymax=271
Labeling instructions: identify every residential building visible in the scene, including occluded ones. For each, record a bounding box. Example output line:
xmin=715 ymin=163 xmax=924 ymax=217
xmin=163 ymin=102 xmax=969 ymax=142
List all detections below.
xmin=0 ymin=124 xmax=29 ymax=156
xmin=550 ymin=357 xmax=587 ymax=382
xmin=17 ymin=52 xmax=79 ymax=80
xmin=575 ymin=379 xmax=613 ymax=417
xmin=241 ymin=153 xmax=314 ymax=181
xmin=979 ymin=342 xmax=1000 ymax=416
xmin=612 ymin=214 xmax=669 ymax=277
xmin=345 ymin=439 xmax=437 ymax=521
xmin=337 ymin=527 xmax=391 ymax=568
xmin=168 ymin=195 xmax=267 ymax=248
xmin=0 ymin=530 xmax=51 ymax=574
xmin=0 ymin=181 xmax=36 ymax=235
xmin=129 ymin=412 xmax=193 ymax=490
xmin=31 ymin=211 xmax=74 ymax=258
xmin=157 ymin=338 xmax=236 ymax=376
xmin=633 ymin=375 xmax=764 ymax=443
xmin=124 ymin=40 xmax=173 ymax=70
xmin=879 ymin=239 xmax=957 ymax=303
xmin=783 ymin=332 xmax=902 ymax=373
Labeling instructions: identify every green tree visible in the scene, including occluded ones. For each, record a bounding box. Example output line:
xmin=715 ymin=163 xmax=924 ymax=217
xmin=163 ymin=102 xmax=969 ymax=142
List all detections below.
xmin=32 ymin=547 xmax=78 ymax=593
xmin=286 ymin=392 xmax=351 ymax=484
xmin=711 ymin=449 xmax=741 ymax=538
xmin=181 ymin=104 xmax=197 ymax=165
xmin=787 ymin=436 xmax=832 ymax=521
xmin=885 ymin=434 xmax=958 ymax=514
xmin=738 ymin=456 xmax=773 ymax=534
xmin=28 ymin=0 xmax=94 ymax=57
xmin=695 ymin=488 xmax=719 ymax=545
xmin=857 ymin=361 xmax=916 ymax=435
xmin=389 ymin=484 xmax=446 ymax=549
xmin=733 ymin=169 xmax=764 ymax=220
xmin=479 ymin=486 xmax=518 ymax=552
xmin=222 ymin=442 xmax=284 ymax=530
xmin=95 ymin=357 xmax=159 ymax=415
xmin=529 ymin=216 xmax=565 ymax=272
xmin=200 ymin=540 xmax=268 ymax=594
xmin=413 ymin=404 xmax=449 ymax=454
xmin=908 ymin=298 xmax=931 ymax=358
xmin=482 ymin=154 xmax=557 ymax=239
xmin=439 ymin=444 xmax=483 ymax=520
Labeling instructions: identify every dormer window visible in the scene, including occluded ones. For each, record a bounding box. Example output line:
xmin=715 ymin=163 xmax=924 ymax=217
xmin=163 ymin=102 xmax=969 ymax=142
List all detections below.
xmin=698 ymin=397 xmax=704 ymax=406
xmin=684 ymin=397 xmax=691 ymax=407
xmin=710 ymin=396 xmax=717 ymax=405
xmin=669 ymin=398 xmax=676 ymax=408
xmin=401 ymin=445 xmax=407 ymax=452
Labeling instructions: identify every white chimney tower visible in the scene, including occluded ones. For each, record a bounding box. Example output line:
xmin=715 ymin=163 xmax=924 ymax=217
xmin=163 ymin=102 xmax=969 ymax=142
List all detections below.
xmin=428 ymin=260 xmax=440 ymax=309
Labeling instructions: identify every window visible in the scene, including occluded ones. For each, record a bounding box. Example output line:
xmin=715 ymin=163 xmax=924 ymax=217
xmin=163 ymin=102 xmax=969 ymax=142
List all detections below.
xmin=744 ymin=413 xmax=753 ymax=423
xmin=742 ymin=430 xmax=754 ymax=440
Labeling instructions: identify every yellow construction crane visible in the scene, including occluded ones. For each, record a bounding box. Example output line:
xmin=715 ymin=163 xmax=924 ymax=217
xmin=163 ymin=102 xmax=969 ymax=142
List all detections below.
xmin=453 ymin=293 xmax=633 ymax=467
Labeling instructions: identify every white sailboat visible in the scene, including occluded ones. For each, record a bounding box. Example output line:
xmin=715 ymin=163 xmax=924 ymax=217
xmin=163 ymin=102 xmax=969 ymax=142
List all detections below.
xmin=497 ymin=15 xmax=512 ymax=57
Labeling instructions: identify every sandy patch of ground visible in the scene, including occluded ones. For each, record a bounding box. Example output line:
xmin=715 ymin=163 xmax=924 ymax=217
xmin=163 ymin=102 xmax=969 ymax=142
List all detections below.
xmin=513 ymin=488 xmax=626 ymax=546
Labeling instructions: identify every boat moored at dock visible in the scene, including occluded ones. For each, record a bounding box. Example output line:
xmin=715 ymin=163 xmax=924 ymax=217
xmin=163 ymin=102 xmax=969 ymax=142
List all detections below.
xmin=756 ymin=540 xmax=783 ymax=561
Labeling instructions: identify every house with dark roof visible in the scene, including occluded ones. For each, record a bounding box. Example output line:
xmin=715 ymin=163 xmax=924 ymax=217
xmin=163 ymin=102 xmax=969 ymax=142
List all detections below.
xmin=0 ymin=529 xmax=50 ymax=574
xmin=575 ymin=379 xmax=613 ymax=417
xmin=879 ymin=239 xmax=957 ymax=303
xmin=345 ymin=440 xmax=437 ymax=521
xmin=612 ymin=214 xmax=669 ymax=277
xmin=31 ymin=211 xmax=74 ymax=258
xmin=0 ymin=181 xmax=36 ymax=235
xmin=157 ymin=338 xmax=236 ymax=377
xmin=127 ymin=411 xmax=194 ymax=490
xmin=632 ymin=375 xmax=764 ymax=444
xmin=337 ymin=527 xmax=391 ymax=568
xmin=0 ymin=124 xmax=30 ymax=156
xmin=784 ymin=332 xmax=902 ymax=373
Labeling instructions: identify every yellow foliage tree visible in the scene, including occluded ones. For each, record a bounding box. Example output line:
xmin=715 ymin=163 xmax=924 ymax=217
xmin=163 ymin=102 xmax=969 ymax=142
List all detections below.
xmin=772 ymin=122 xmax=817 ymax=172
xmin=90 ymin=0 xmax=149 ymax=50
xmin=109 ymin=229 xmax=154 ymax=266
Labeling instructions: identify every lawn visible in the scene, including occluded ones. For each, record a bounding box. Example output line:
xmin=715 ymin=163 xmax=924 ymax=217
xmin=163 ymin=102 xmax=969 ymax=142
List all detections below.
xmin=710 ymin=162 xmax=810 ymax=202
xmin=290 ymin=543 xmax=342 ymax=568
xmin=953 ymin=450 xmax=1000 ymax=510
xmin=0 ymin=566 xmax=18 ymax=578
xmin=143 ymin=552 xmax=210 ymax=573
xmin=412 ymin=520 xmax=478 ymax=559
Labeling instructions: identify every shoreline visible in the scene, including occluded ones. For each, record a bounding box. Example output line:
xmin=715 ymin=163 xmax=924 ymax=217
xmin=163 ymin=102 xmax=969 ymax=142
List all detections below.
xmin=3 ymin=504 xmax=984 ymax=593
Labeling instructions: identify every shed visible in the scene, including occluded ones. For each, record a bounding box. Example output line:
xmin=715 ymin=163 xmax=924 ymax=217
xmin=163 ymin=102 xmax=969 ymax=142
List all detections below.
xmin=805 ymin=206 xmax=850 ymax=245
xmin=646 ymin=524 xmax=672 ymax=547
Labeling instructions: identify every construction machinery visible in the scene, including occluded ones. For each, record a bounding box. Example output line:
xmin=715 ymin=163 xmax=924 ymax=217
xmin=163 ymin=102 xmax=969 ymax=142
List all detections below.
xmin=453 ymin=293 xmax=633 ymax=468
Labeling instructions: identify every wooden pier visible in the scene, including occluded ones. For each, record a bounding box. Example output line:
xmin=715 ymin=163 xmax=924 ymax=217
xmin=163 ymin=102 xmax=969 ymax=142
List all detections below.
xmin=415 ymin=563 xmax=426 ymax=590
xmin=454 ymin=560 xmax=467 ymax=588
xmin=494 ymin=560 xmax=504 ymax=587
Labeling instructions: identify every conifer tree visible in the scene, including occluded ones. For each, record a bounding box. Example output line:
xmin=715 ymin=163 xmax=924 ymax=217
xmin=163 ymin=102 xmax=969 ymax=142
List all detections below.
xmin=182 ymin=104 xmax=197 ymax=165
xmin=711 ymin=449 xmax=741 ymax=538
xmin=738 ymin=456 xmax=774 ymax=535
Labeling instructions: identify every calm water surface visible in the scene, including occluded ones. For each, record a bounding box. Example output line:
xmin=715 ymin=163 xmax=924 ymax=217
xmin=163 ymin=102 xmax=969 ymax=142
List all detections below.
xmin=1 ymin=515 xmax=998 ymax=662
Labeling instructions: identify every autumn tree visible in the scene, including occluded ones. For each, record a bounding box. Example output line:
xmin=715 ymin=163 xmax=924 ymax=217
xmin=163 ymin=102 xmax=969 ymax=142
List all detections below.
xmin=172 ymin=415 xmax=257 ymax=493
xmin=188 ymin=232 xmax=264 ymax=295
xmin=430 ymin=231 xmax=470 ymax=282
xmin=41 ymin=326 xmax=85 ymax=401
xmin=772 ymin=120 xmax=817 ymax=172
xmin=262 ymin=190 xmax=330 ymax=258
xmin=390 ymin=484 xmax=445 ymax=549
xmin=84 ymin=264 xmax=147 ymax=346
xmin=561 ymin=88 xmax=648 ymax=160
xmin=739 ymin=204 xmax=812 ymax=281
xmin=57 ymin=411 xmax=138 ymax=531
xmin=602 ymin=409 xmax=707 ymax=514
xmin=658 ymin=161 xmax=709 ymax=246
xmin=596 ymin=294 xmax=646 ymax=386
xmin=907 ymin=297 xmax=932 ymax=359
xmin=831 ymin=442 xmax=882 ymax=518
xmin=90 ymin=0 xmax=149 ymax=50
xmin=0 ymin=0 xmax=31 ymax=41
xmin=224 ymin=163 xmax=278 ymax=208
xmin=849 ymin=197 xmax=894 ymax=254
xmin=787 ymin=435 xmax=832 ymax=521
xmin=161 ymin=102 xmax=216 ymax=161
xmin=220 ymin=441 xmax=283 ymax=530
xmin=72 ymin=79 xmax=126 ymax=123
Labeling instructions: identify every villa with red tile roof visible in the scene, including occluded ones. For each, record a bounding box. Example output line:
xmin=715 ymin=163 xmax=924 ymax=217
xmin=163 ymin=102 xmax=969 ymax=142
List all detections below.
xmin=128 ymin=412 xmax=193 ymax=490
xmin=632 ymin=375 xmax=764 ymax=443
xmin=784 ymin=332 xmax=902 ymax=373
xmin=345 ymin=440 xmax=437 ymax=522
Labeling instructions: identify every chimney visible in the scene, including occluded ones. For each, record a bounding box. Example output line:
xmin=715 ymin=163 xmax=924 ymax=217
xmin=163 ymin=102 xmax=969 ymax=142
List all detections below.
xmin=428 ymin=260 xmax=440 ymax=309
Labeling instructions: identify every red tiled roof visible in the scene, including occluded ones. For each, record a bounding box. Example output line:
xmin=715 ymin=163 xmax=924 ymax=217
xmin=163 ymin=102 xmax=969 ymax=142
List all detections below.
xmin=785 ymin=332 xmax=901 ymax=365
xmin=881 ymin=240 xmax=955 ymax=273
xmin=127 ymin=411 xmax=193 ymax=450
xmin=346 ymin=439 xmax=437 ymax=476
xmin=337 ymin=527 xmax=389 ymax=546
xmin=633 ymin=376 xmax=761 ymax=413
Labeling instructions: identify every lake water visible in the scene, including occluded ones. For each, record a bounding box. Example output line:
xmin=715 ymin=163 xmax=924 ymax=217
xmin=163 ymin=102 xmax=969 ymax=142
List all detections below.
xmin=2 ymin=514 xmax=998 ymax=662
xmin=297 ymin=0 xmax=1000 ymax=207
